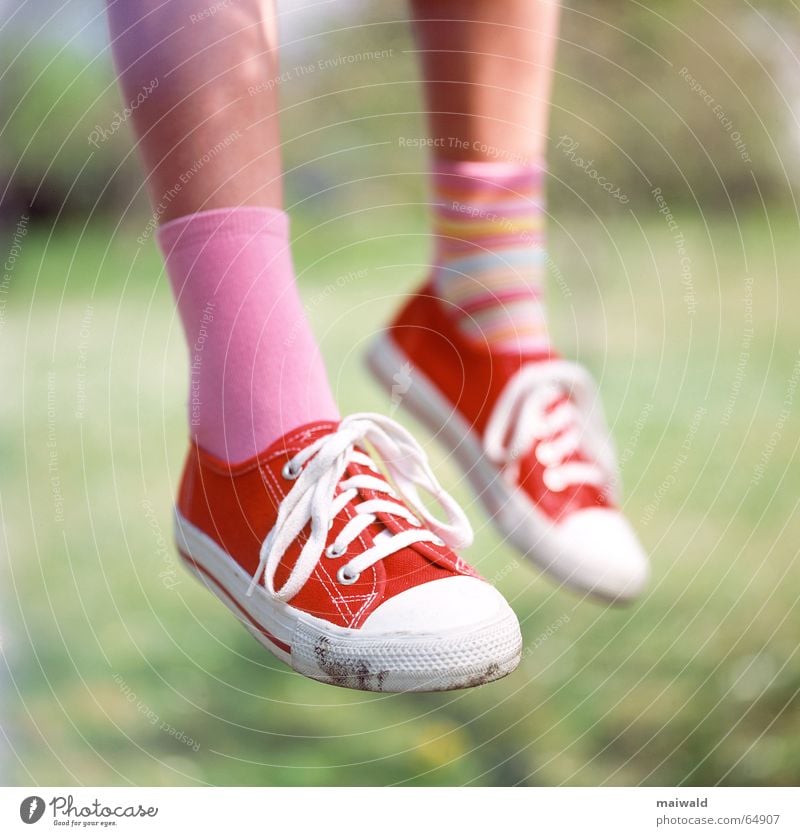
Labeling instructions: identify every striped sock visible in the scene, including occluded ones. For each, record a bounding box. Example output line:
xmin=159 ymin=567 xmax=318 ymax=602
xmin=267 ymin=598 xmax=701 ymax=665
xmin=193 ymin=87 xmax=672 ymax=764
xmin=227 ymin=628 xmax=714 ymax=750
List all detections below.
xmin=429 ymin=159 xmax=550 ymax=354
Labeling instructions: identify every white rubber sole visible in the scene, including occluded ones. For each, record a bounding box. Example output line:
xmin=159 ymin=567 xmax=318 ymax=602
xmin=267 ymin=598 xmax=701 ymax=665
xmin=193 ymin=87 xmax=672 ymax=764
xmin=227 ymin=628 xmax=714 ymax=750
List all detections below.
xmin=174 ymin=511 xmax=522 ymax=692
xmin=365 ymin=333 xmax=648 ymax=603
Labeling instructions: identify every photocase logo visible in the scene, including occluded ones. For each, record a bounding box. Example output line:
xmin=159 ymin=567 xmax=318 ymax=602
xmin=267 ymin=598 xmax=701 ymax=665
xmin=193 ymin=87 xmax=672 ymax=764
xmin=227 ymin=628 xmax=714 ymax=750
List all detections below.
xmin=391 ymin=362 xmax=413 ymax=407
xmin=20 ymin=796 xmax=45 ymax=824
xmin=16 ymin=794 xmax=159 ymax=825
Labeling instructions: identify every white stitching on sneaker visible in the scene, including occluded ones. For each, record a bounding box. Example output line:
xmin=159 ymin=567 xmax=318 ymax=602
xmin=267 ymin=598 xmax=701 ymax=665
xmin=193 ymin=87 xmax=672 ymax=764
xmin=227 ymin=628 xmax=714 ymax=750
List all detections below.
xmin=483 ymin=361 xmax=619 ymax=495
xmin=247 ymin=413 xmax=473 ymax=602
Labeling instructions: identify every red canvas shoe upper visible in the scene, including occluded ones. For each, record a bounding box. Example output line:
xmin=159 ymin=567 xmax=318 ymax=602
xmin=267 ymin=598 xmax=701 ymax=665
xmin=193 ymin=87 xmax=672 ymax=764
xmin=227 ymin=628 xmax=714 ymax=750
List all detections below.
xmin=385 ymin=284 xmax=618 ymax=522
xmin=176 ymin=416 xmax=479 ymax=629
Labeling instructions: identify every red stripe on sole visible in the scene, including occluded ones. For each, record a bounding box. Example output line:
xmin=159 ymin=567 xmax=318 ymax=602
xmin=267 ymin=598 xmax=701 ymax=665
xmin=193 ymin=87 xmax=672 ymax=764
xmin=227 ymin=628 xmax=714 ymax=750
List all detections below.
xmin=178 ymin=548 xmax=292 ymax=655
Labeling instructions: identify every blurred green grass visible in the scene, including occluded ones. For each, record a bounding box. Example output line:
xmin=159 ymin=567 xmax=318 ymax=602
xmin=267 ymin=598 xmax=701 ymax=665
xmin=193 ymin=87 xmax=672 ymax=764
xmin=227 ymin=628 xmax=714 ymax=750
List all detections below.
xmin=1 ymin=202 xmax=799 ymax=786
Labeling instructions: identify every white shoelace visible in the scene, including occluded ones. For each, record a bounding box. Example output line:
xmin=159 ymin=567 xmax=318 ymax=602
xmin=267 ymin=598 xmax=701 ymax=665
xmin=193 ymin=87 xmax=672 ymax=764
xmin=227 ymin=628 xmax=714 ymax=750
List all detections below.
xmin=483 ymin=361 xmax=618 ymax=495
xmin=247 ymin=413 xmax=473 ymax=602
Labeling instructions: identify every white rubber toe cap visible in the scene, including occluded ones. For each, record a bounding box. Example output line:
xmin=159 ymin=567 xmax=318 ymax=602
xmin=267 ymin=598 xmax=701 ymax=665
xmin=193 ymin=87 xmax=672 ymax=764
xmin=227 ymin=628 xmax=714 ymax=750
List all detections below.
xmin=554 ymin=508 xmax=650 ymax=602
xmin=360 ymin=575 xmax=514 ymax=635
xmin=291 ymin=576 xmax=522 ymax=691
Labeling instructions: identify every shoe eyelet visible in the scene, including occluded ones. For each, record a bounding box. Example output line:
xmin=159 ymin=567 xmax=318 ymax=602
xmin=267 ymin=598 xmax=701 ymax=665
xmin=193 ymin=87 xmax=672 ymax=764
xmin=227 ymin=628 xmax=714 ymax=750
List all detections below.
xmin=431 ymin=535 xmax=445 ymax=547
xmin=282 ymin=460 xmax=302 ymax=480
xmin=325 ymin=543 xmax=345 ymax=558
xmin=337 ymin=566 xmax=360 ymax=585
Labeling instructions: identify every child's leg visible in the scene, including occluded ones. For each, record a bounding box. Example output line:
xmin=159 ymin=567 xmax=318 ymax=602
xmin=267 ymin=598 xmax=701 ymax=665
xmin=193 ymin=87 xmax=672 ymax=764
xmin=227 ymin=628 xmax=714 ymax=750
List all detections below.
xmin=106 ymin=0 xmax=283 ymax=219
xmin=409 ymin=0 xmax=560 ymax=354
xmin=410 ymin=0 xmax=559 ymax=163
xmin=106 ymin=0 xmax=337 ymax=462
xmin=367 ymin=1 xmax=648 ymax=601
xmin=106 ymin=1 xmax=523 ymax=689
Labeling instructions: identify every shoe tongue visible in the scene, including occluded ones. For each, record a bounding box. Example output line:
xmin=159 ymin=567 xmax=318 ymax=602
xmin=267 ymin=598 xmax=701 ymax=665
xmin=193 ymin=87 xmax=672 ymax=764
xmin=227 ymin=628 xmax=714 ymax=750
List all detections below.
xmin=343 ymin=445 xmax=388 ymax=498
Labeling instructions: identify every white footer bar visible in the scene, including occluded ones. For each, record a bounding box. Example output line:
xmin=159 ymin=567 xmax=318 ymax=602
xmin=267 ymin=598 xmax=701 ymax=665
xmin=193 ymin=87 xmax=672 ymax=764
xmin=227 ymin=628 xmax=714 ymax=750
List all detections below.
xmin=2 ymin=787 xmax=798 ymax=835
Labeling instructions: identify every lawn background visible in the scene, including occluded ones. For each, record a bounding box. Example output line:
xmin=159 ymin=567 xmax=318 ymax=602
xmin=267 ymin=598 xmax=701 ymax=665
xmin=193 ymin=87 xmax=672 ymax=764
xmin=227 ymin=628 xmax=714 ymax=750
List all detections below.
xmin=1 ymin=0 xmax=799 ymax=786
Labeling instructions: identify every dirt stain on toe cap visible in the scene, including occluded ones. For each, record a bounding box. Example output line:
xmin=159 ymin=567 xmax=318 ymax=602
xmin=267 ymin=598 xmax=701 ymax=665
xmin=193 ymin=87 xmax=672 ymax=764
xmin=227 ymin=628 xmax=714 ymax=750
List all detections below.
xmin=313 ymin=636 xmax=389 ymax=691
xmin=463 ymin=662 xmax=503 ymax=688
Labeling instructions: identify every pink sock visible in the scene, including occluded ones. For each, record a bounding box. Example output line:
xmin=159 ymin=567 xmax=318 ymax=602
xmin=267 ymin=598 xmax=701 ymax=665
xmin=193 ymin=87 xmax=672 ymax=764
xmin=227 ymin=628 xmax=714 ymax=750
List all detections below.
xmin=158 ymin=207 xmax=339 ymax=463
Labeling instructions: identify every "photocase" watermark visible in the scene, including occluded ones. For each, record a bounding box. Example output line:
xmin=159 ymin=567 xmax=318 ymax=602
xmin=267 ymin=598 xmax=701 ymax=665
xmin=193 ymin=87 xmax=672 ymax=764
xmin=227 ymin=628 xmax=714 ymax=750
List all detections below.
xmin=141 ymin=498 xmax=181 ymax=590
xmin=88 ymin=78 xmax=159 ymax=148
xmin=556 ymin=135 xmax=630 ymax=204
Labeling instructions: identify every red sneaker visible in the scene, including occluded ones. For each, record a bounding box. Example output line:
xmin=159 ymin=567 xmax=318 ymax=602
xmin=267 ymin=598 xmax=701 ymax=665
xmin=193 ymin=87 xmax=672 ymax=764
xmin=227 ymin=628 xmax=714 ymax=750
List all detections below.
xmin=366 ymin=286 xmax=649 ymax=602
xmin=174 ymin=413 xmax=522 ymax=691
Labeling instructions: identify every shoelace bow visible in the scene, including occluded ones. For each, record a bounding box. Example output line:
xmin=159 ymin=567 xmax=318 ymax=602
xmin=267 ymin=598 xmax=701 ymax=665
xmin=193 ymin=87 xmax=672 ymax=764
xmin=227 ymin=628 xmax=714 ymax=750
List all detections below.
xmin=247 ymin=413 xmax=473 ymax=602
xmin=483 ymin=360 xmax=618 ymax=495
